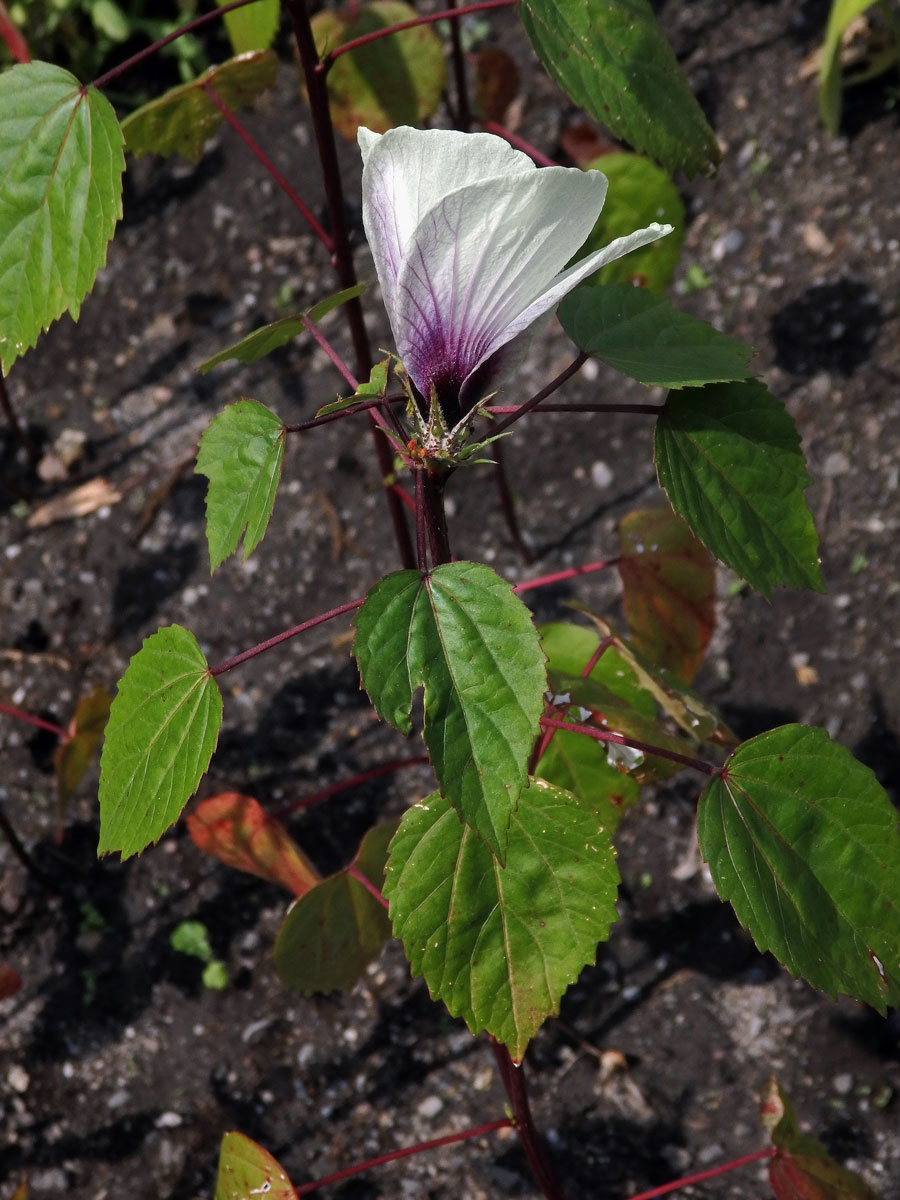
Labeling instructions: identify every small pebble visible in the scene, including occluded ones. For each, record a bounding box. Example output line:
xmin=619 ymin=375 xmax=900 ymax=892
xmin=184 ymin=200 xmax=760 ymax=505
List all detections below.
xmin=591 ymin=460 xmax=614 ymax=489
xmin=416 ymin=1095 xmax=444 ymax=1119
xmin=156 ymin=1111 xmax=183 ymax=1128
xmin=834 ymin=1073 xmax=854 ymax=1096
xmin=710 ymin=230 xmax=744 ymax=260
xmin=7 ymin=1065 xmax=29 ymax=1093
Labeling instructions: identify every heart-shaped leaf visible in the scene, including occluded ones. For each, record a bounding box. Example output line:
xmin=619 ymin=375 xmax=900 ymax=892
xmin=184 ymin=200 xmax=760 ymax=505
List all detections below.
xmin=195 ymin=399 xmax=285 ymax=570
xmin=98 ymin=626 xmax=222 ymax=858
xmin=384 ymin=780 xmax=619 ymax=1059
xmin=355 ymin=563 xmax=546 ymax=861
xmin=274 ymin=820 xmax=397 ymax=994
xmin=0 ymin=62 xmax=124 ymax=373
xmin=310 ymin=1 xmax=446 ymax=139
xmin=699 ymin=724 xmax=900 ymax=1013
xmin=122 ymin=51 xmax=278 ymax=163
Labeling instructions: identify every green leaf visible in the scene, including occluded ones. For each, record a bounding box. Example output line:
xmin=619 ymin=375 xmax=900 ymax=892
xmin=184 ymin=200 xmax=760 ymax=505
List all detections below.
xmin=195 ymin=399 xmax=285 ymax=571
xmin=559 ymin=284 xmax=754 ymax=388
xmin=385 ymin=780 xmax=619 ymax=1059
xmin=98 ymin=626 xmax=223 ymax=859
xmin=699 ymin=724 xmax=900 ymax=1014
xmin=0 ymin=62 xmax=125 ymax=374
xmin=202 ymin=960 xmax=229 ymax=990
xmin=537 ymin=730 xmax=639 ymax=830
xmin=618 ymin=506 xmax=715 ymax=683
xmin=819 ymin=0 xmax=877 ymax=134
xmin=316 ymin=356 xmax=389 ymax=418
xmin=121 ymin=50 xmax=279 ymax=163
xmin=576 ymin=152 xmax=685 ymax=292
xmin=763 ymin=1079 xmax=880 ymax=1200
xmin=217 ymin=0 xmax=280 ymax=54
xmin=274 ymin=820 xmax=397 ymax=994
xmin=519 ymin=0 xmax=720 ymax=177
xmin=91 ymin=0 xmax=129 ymax=41
xmin=197 ymin=285 xmax=367 ymax=374
xmin=539 ymin=622 xmax=657 ymax=719
xmin=170 ymin=919 xmax=214 ymax=961
xmin=354 ymin=564 xmax=547 ymax=860
xmin=215 ymin=1132 xmax=298 ymax=1200
xmin=654 ymin=381 xmax=824 ymax=597
xmin=311 ymin=1 xmax=446 ymax=140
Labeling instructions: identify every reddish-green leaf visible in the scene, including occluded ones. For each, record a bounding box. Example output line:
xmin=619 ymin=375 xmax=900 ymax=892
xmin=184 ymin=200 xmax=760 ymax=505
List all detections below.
xmin=762 ymin=1079 xmax=879 ymax=1199
xmin=186 ymin=793 xmax=321 ymax=897
xmin=274 ymin=820 xmax=397 ymax=995
xmin=54 ymin=685 xmax=111 ymax=829
xmin=618 ymin=506 xmax=715 ymax=684
xmin=121 ymin=51 xmax=279 ymax=163
xmin=215 ymin=1131 xmax=297 ymax=1200
xmin=474 ymin=47 xmax=520 ymax=123
xmin=310 ymin=1 xmax=446 ymax=140
xmin=0 ymin=62 xmax=124 ymax=373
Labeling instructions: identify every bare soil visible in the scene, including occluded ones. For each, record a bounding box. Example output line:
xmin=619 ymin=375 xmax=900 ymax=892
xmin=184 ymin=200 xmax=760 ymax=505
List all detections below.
xmin=2 ymin=2 xmax=900 ymax=1197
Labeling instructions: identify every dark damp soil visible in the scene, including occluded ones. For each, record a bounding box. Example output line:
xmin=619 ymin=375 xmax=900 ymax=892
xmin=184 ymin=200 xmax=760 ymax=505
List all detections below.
xmin=2 ymin=1 xmax=900 ymax=1197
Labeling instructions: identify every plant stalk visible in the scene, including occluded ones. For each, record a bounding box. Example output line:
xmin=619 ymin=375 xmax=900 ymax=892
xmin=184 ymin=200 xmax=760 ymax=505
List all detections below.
xmin=490 ymin=1039 xmax=566 ymax=1199
xmin=283 ymin=0 xmax=416 ymax=569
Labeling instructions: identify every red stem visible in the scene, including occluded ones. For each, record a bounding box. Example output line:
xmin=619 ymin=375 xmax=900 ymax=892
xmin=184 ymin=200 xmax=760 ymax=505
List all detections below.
xmin=392 ymin=483 xmax=417 ymax=513
xmin=322 ymin=0 xmax=516 ymax=68
xmin=490 ymin=354 xmax=588 ymax=438
xmin=486 ymin=403 xmax=664 ymax=416
xmin=295 ymin=1119 xmax=513 ymax=1194
xmin=532 ymin=636 xmax=617 ymax=768
xmin=300 ymin=315 xmax=358 ymax=390
xmin=273 ymin=755 xmax=429 ymax=818
xmin=494 ymin=439 xmax=533 ymax=563
xmin=201 ymin=84 xmax=334 ymax=253
xmin=539 ymin=716 xmax=721 ymax=777
xmin=90 ymin=0 xmax=262 ymax=90
xmin=481 ymin=120 xmax=557 ymax=167
xmin=209 ymin=596 xmax=365 ymax=677
xmin=347 ymin=864 xmax=389 ymax=909
xmin=0 ymin=700 xmax=68 ymax=740
xmin=513 ymin=558 xmax=618 ymax=594
xmin=0 ymin=802 xmax=58 ymax=891
xmin=446 ymin=0 xmax=472 ymax=129
xmin=625 ymin=1148 xmax=775 ymax=1200
xmin=490 ymin=1040 xmax=566 ymax=1199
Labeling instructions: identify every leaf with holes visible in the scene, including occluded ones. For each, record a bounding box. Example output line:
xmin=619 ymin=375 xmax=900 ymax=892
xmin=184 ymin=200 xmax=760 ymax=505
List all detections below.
xmin=762 ymin=1078 xmax=879 ymax=1199
xmin=197 ymin=285 xmax=367 ymax=374
xmin=217 ymin=0 xmax=280 ymax=54
xmin=519 ymin=0 xmax=720 ymax=176
xmin=385 ymin=780 xmax=619 ymax=1059
xmin=55 ymin=685 xmax=111 ymax=830
xmin=574 ymin=153 xmax=684 ymax=292
xmin=121 ymin=50 xmax=278 ymax=163
xmin=355 ymin=563 xmax=546 ymax=861
xmin=655 ymin=381 xmax=824 ymax=597
xmin=699 ymin=724 xmax=900 ymax=1013
xmin=618 ymin=506 xmax=715 ymax=684
xmin=98 ymin=626 xmax=223 ymax=859
xmin=311 ymin=1 xmax=446 ymax=140
xmin=215 ymin=1131 xmax=297 ymax=1200
xmin=187 ymin=793 xmax=321 ymax=897
xmin=274 ymin=820 xmax=397 ymax=994
xmin=537 ymin=730 xmax=639 ymax=830
xmin=559 ymin=285 xmax=754 ymax=388
xmin=0 ymin=62 xmax=124 ymax=374
xmin=195 ymin=399 xmax=285 ymax=571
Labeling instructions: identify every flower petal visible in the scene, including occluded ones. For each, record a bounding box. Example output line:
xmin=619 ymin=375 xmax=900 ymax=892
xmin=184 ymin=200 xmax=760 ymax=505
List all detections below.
xmin=392 ymin=167 xmax=610 ymax=402
xmin=359 ymin=126 xmax=534 ymax=317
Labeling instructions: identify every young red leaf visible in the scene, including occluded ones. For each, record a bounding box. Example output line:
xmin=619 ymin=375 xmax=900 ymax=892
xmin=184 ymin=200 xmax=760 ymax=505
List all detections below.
xmin=215 ymin=1131 xmax=297 ymax=1200
xmin=186 ymin=793 xmax=321 ymax=897
xmin=618 ymin=505 xmax=716 ymax=684
xmin=762 ymin=1079 xmax=879 ymax=1200
xmin=0 ymin=1 xmax=29 ymax=62
xmin=54 ymin=685 xmax=112 ymax=834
